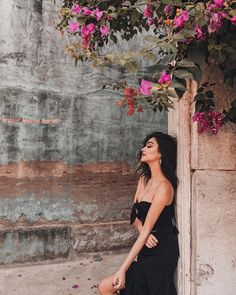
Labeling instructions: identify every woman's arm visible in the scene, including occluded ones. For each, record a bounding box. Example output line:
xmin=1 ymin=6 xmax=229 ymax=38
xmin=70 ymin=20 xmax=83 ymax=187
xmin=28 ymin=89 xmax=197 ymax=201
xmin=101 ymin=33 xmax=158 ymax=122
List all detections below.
xmin=132 ymin=177 xmax=158 ymax=245
xmin=112 ymin=182 xmax=173 ymax=288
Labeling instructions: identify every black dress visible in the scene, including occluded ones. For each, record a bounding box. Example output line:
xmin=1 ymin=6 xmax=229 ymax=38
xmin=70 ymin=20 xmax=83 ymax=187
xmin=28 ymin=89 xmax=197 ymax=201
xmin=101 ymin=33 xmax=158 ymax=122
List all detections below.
xmin=119 ymin=200 xmax=179 ymax=295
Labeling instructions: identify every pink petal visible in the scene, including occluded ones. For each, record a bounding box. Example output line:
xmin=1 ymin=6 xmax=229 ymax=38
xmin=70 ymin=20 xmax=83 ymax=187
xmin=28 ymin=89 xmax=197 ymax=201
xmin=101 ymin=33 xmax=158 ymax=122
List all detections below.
xmin=71 ymin=4 xmax=81 ymax=14
xmin=72 ymin=284 xmax=80 ymax=289
xmin=69 ymin=21 xmax=80 ymax=33
xmin=100 ymin=25 xmax=109 ymax=36
xmin=139 ymin=79 xmax=153 ymax=95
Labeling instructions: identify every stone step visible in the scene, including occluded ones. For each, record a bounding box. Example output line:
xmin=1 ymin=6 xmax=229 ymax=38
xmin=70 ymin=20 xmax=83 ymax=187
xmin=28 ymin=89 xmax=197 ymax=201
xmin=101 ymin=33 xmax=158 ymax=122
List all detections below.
xmin=0 ymin=223 xmax=136 ymax=265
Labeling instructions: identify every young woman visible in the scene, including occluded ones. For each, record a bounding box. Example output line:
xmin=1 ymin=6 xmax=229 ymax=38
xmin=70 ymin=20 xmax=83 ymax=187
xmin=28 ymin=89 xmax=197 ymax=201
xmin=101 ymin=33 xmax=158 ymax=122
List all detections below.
xmin=98 ymin=131 xmax=180 ymax=295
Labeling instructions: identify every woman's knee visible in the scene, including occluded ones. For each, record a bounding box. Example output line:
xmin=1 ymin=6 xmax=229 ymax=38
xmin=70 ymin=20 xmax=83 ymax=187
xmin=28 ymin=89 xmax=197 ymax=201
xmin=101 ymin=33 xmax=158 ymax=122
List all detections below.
xmin=98 ymin=276 xmax=112 ymax=294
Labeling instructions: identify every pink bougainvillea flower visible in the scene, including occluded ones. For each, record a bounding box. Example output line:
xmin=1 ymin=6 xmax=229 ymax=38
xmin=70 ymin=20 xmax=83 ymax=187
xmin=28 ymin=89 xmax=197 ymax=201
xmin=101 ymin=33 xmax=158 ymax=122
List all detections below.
xmin=158 ymin=71 xmax=172 ymax=85
xmin=213 ymin=0 xmax=225 ymax=7
xmin=194 ymin=25 xmax=205 ymax=40
xmin=207 ymin=12 xmax=226 ymax=33
xmin=82 ymin=7 xmax=93 ymax=16
xmin=127 ymin=98 xmax=135 ymax=116
xmin=123 ymin=87 xmax=137 ymax=98
xmin=69 ymin=21 xmax=80 ymax=33
xmin=82 ymin=37 xmax=89 ymax=48
xmin=86 ymin=23 xmax=96 ymax=33
xmin=127 ymin=107 xmax=135 ymax=116
xmin=230 ymin=15 xmax=236 ymax=25
xmin=192 ymin=111 xmax=223 ymax=134
xmin=207 ymin=0 xmax=225 ymax=10
xmin=127 ymin=98 xmax=134 ymax=105
xmin=93 ymin=8 xmax=103 ymax=21
xmin=147 ymin=17 xmax=154 ymax=25
xmin=144 ymin=6 xmax=152 ymax=18
xmin=116 ymin=99 xmax=126 ymax=107
xmin=174 ymin=10 xmax=189 ymax=28
xmin=81 ymin=23 xmax=96 ymax=37
xmin=72 ymin=284 xmax=80 ymax=289
xmin=100 ymin=25 xmax=109 ymax=36
xmin=139 ymin=79 xmax=153 ymax=95
xmin=163 ymin=5 xmax=174 ymax=17
xmin=71 ymin=4 xmax=81 ymax=14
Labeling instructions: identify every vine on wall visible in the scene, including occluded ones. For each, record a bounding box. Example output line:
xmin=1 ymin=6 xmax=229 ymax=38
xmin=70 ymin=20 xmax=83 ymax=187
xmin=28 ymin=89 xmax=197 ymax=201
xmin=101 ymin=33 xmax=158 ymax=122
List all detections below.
xmin=55 ymin=0 xmax=236 ymax=134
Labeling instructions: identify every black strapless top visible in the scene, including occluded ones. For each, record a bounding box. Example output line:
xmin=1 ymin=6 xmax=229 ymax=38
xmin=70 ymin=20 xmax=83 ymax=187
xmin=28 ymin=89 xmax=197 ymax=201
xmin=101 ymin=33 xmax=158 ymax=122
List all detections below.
xmin=130 ymin=200 xmax=179 ymax=256
xmin=130 ymin=200 xmax=179 ymax=236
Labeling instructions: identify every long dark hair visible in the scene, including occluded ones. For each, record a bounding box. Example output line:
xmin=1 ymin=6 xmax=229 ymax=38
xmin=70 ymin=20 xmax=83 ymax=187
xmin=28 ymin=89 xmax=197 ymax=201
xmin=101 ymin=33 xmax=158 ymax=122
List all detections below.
xmin=136 ymin=131 xmax=179 ymax=220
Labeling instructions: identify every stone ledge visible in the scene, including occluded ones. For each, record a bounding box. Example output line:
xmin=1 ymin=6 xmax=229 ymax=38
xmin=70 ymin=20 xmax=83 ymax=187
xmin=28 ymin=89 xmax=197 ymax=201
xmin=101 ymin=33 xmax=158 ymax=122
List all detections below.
xmin=0 ymin=222 xmax=136 ymax=265
xmin=0 ymin=226 xmax=71 ymax=264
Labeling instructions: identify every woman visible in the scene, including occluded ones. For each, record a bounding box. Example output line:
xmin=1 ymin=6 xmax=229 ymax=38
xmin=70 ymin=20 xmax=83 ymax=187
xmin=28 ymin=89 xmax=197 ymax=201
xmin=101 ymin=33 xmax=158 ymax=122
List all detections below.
xmin=98 ymin=131 xmax=180 ymax=295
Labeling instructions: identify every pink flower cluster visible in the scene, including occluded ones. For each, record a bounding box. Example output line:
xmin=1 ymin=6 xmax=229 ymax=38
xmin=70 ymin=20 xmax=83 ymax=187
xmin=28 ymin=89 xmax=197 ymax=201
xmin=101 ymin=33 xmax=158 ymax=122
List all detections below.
xmin=144 ymin=0 xmax=236 ymax=41
xmin=143 ymin=5 xmax=154 ymax=25
xmin=71 ymin=4 xmax=103 ymax=21
xmin=203 ymin=0 xmax=235 ymax=34
xmin=139 ymin=71 xmax=172 ymax=95
xmin=68 ymin=3 xmax=109 ymax=48
xmin=174 ymin=10 xmax=189 ymax=28
xmin=192 ymin=111 xmax=224 ymax=134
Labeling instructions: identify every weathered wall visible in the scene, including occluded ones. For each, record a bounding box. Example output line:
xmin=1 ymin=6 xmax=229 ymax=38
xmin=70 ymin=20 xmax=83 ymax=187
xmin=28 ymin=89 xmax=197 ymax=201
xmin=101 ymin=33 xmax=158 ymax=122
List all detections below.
xmin=0 ymin=0 xmax=167 ymax=263
xmin=191 ymin=65 xmax=236 ymax=295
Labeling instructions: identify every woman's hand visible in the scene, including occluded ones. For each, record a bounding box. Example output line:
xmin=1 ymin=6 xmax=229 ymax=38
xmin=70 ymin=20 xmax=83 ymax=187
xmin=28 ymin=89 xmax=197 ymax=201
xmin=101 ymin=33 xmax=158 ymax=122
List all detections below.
xmin=112 ymin=269 xmax=126 ymax=290
xmin=145 ymin=234 xmax=158 ymax=248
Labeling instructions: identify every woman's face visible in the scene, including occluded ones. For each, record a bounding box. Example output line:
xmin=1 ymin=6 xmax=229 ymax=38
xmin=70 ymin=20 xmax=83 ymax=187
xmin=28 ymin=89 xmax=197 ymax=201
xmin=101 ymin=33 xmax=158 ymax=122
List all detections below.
xmin=140 ymin=137 xmax=161 ymax=163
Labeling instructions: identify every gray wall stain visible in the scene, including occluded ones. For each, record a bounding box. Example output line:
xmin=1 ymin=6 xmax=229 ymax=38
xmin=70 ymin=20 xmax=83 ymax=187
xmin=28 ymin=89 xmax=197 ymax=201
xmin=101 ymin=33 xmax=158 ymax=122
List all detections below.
xmin=197 ymin=264 xmax=214 ymax=286
xmin=0 ymin=197 xmax=75 ymax=222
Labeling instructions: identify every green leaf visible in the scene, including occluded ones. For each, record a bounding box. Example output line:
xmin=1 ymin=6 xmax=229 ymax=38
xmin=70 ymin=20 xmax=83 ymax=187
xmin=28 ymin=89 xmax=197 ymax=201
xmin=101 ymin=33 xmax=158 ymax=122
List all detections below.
xmin=125 ymin=60 xmax=139 ymax=73
xmin=131 ymin=9 xmax=140 ymax=25
xmin=76 ymin=16 xmax=86 ymax=25
xmin=166 ymin=88 xmax=180 ymax=99
xmin=205 ymin=91 xmax=214 ymax=98
xmin=108 ymin=12 xmax=118 ymax=19
xmin=195 ymin=101 xmax=204 ymax=112
xmin=110 ymin=34 xmax=118 ymax=44
xmin=160 ymin=54 xmax=176 ymax=65
xmin=178 ymin=59 xmax=197 ymax=68
xmin=162 ymin=0 xmax=183 ymax=7
xmin=158 ymin=42 xmax=178 ymax=54
xmin=231 ymin=99 xmax=236 ymax=108
xmin=193 ymin=93 xmax=205 ymax=102
xmin=141 ymin=51 xmax=158 ymax=62
xmin=145 ymin=64 xmax=166 ymax=78
xmin=174 ymin=69 xmax=194 ymax=80
xmin=144 ymin=35 xmax=160 ymax=43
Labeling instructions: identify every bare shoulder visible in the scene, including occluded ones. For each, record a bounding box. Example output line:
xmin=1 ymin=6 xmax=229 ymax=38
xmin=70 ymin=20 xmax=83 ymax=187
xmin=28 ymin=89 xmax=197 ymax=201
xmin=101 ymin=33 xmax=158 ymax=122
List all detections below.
xmin=153 ymin=180 xmax=174 ymax=205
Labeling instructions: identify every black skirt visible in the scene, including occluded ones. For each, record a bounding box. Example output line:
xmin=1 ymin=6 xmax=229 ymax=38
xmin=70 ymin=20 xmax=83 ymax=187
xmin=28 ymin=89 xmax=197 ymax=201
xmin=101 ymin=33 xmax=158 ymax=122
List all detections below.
xmin=119 ymin=232 xmax=179 ymax=295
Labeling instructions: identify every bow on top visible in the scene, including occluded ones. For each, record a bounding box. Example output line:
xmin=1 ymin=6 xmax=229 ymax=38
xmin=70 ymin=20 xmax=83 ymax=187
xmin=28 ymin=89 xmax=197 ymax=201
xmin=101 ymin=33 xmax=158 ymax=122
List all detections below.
xmin=130 ymin=202 xmax=142 ymax=225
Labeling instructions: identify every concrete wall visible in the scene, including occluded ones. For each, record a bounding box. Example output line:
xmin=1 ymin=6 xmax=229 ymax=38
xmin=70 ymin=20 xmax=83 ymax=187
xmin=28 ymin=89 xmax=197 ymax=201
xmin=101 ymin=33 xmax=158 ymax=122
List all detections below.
xmin=0 ymin=0 xmax=167 ymax=263
xmin=191 ymin=65 xmax=236 ymax=295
